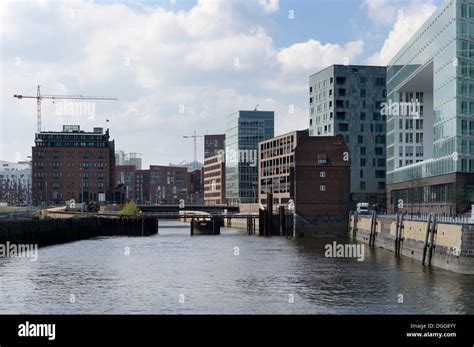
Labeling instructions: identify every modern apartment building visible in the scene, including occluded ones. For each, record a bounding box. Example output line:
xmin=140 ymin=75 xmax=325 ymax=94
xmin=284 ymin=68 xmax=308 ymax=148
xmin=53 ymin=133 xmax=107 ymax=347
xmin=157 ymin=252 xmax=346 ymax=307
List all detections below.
xmin=204 ymin=134 xmax=225 ymax=158
xmin=258 ymin=129 xmax=309 ymax=205
xmin=309 ymin=65 xmax=387 ymax=207
xmin=32 ymin=125 xmax=115 ymax=205
xmin=115 ymin=151 xmax=142 ymax=170
xmin=203 ymin=154 xmax=226 ymax=205
xmin=386 ymin=0 xmax=474 ymax=214
xmin=0 ymin=160 xmax=32 ymax=204
xmin=225 ymin=110 xmax=274 ymax=205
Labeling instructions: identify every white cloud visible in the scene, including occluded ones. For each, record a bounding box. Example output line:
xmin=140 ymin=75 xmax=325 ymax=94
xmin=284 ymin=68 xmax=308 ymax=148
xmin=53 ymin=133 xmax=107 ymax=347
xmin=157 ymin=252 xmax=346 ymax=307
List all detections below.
xmin=366 ymin=1 xmax=437 ymax=65
xmin=258 ymin=0 xmax=279 ymax=13
xmin=363 ymin=0 xmax=401 ymax=26
xmin=277 ymin=39 xmax=364 ymax=73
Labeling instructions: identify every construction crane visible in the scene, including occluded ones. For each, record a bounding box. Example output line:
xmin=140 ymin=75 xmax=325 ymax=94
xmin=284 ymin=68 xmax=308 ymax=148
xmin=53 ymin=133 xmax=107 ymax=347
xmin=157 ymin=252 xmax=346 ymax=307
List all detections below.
xmin=183 ymin=130 xmax=203 ymax=163
xmin=13 ymin=85 xmax=117 ymax=133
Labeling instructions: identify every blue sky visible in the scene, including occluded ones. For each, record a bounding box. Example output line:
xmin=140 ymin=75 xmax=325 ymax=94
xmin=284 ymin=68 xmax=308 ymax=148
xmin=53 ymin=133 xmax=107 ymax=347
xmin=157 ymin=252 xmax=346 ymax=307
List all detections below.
xmin=0 ymin=0 xmax=442 ymax=167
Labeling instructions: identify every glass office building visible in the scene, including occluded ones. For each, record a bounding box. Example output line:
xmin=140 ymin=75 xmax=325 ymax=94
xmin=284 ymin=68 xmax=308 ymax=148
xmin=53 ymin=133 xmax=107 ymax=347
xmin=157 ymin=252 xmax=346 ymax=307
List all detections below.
xmin=225 ymin=110 xmax=274 ymax=205
xmin=386 ymin=0 xmax=474 ymax=213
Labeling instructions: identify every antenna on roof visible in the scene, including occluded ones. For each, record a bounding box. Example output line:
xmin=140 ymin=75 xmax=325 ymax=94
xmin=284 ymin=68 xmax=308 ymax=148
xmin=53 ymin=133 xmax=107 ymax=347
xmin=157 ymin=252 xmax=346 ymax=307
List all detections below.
xmin=254 ymin=104 xmax=259 ymax=111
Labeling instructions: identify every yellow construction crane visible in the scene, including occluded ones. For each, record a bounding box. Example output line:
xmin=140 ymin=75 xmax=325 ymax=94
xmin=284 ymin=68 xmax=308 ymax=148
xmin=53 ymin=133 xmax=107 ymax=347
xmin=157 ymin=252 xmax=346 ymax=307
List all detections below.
xmin=183 ymin=130 xmax=203 ymax=162
xmin=14 ymin=85 xmax=117 ymax=132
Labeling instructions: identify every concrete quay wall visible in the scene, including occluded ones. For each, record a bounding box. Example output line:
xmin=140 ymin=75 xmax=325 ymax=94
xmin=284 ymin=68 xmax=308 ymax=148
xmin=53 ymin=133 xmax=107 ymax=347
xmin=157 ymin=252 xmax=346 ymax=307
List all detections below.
xmin=350 ymin=215 xmax=474 ymax=274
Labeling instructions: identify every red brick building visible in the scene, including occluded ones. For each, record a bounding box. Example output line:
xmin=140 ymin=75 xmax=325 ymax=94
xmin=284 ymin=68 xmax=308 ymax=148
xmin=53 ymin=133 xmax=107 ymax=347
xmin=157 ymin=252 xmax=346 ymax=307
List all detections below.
xmin=32 ymin=125 xmax=115 ymax=205
xmin=293 ymin=135 xmax=350 ymax=235
xmin=135 ymin=165 xmax=191 ymax=205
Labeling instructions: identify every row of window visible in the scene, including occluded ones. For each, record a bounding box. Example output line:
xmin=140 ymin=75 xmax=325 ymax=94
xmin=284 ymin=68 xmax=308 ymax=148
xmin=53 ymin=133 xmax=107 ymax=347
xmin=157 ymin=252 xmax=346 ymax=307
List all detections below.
xmin=399 ymin=119 xmax=424 ymax=130
xmin=399 ymin=132 xmax=424 ymax=144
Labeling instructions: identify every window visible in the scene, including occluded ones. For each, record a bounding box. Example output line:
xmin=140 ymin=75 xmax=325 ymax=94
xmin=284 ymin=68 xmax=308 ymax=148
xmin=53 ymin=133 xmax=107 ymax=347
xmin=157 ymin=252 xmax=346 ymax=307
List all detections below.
xmin=358 ymin=135 xmax=363 ymax=144
xmin=375 ymin=147 xmax=383 ymax=155
xmin=360 ymin=170 xmax=364 ymax=178
xmin=360 ymin=112 xmax=366 ymax=120
xmin=320 ymin=185 xmax=326 ymax=191
xmin=338 ymin=123 xmax=349 ymax=131
xmin=416 ymin=133 xmax=424 ymax=144
xmin=360 ymin=181 xmax=366 ymax=190
xmin=360 ymin=89 xmax=366 ymax=97
xmin=375 ymin=77 xmax=385 ymax=86
xmin=320 ymin=171 xmax=326 ymax=178
xmin=360 ymin=158 xmax=366 ymax=167
xmin=360 ymin=147 xmax=366 ymax=155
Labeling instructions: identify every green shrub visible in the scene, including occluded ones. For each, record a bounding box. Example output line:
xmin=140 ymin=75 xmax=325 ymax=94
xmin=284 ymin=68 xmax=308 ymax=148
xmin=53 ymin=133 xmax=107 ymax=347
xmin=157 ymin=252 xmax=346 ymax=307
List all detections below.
xmin=121 ymin=200 xmax=140 ymax=216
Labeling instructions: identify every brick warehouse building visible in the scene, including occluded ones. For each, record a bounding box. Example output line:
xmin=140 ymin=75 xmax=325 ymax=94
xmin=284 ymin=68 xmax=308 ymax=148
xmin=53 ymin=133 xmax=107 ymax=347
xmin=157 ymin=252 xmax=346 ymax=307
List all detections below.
xmin=32 ymin=125 xmax=115 ymax=205
xmin=292 ymin=135 xmax=350 ymax=236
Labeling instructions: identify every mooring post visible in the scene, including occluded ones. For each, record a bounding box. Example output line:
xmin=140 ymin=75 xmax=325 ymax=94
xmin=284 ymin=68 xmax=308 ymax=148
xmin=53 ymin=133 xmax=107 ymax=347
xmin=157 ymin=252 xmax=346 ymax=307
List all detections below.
xmin=190 ymin=217 xmax=194 ymax=236
xmin=422 ymin=213 xmax=432 ymax=266
xmin=267 ymin=192 xmax=273 ymax=235
xmin=156 ymin=218 xmax=159 ymax=235
xmin=353 ymin=212 xmax=358 ymax=239
xmin=279 ymin=206 xmax=285 ymax=236
xmin=258 ymin=209 xmax=263 ymax=236
xmin=394 ymin=212 xmax=400 ymax=256
xmin=398 ymin=212 xmax=406 ymax=257
xmin=369 ymin=211 xmax=377 ymax=248
xmin=427 ymin=213 xmax=437 ymax=266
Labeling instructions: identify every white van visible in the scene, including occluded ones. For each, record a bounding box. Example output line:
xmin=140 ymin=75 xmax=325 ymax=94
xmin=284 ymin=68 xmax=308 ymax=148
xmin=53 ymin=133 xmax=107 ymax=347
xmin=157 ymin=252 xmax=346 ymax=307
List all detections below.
xmin=356 ymin=202 xmax=369 ymax=215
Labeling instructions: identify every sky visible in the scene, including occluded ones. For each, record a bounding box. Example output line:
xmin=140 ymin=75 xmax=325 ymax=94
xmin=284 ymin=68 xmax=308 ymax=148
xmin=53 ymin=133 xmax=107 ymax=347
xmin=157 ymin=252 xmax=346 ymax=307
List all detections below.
xmin=0 ymin=0 xmax=443 ymax=168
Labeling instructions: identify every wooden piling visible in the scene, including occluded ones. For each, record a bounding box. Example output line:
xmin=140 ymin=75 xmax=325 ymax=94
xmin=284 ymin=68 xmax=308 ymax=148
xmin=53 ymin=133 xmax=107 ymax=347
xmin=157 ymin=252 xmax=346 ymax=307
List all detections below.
xmin=267 ymin=193 xmax=273 ymax=235
xmin=279 ymin=206 xmax=285 ymax=236
xmin=258 ymin=209 xmax=265 ymax=236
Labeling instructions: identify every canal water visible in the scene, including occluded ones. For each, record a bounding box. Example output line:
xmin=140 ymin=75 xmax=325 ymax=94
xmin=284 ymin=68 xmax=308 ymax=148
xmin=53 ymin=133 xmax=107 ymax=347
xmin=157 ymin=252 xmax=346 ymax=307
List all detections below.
xmin=1 ymin=221 xmax=473 ymax=314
